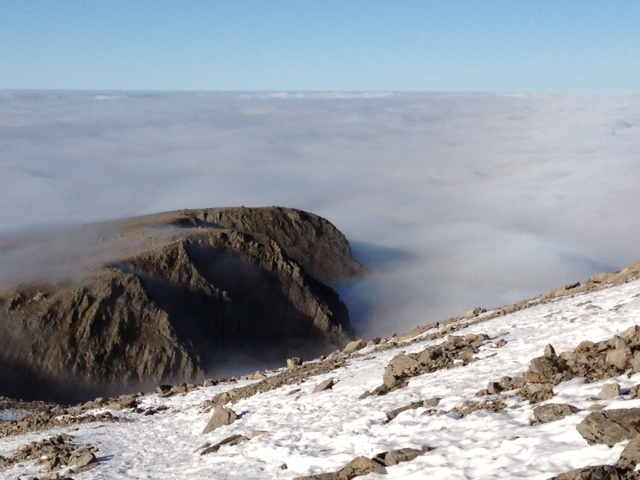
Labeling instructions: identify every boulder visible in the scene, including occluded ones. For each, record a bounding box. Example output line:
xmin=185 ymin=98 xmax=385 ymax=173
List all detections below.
xmin=576 ymin=408 xmax=640 ymax=447
xmin=313 ymin=378 xmax=335 ymax=393
xmin=385 ymin=400 xmax=428 ymax=422
xmin=598 ymin=383 xmax=621 ymax=400
xmin=343 ymin=339 xmax=366 ymax=354
xmin=69 ymin=447 xmax=98 ymax=472
xmin=294 ymin=456 xmax=386 ymax=480
xmin=519 ymin=383 xmax=555 ymax=403
xmin=373 ymin=448 xmax=423 ymax=466
xmin=202 ymin=406 xmax=237 ymax=434
xmin=532 ymin=403 xmax=579 ymax=424
xmin=616 ymin=437 xmax=640 ymax=470
xmin=524 ymin=355 xmax=566 ymax=384
xmin=382 ymin=355 xmax=422 ymax=389
xmin=200 ymin=434 xmax=249 ymax=455
xmin=287 ymin=358 xmax=302 ymax=370
xmin=460 ymin=307 xmax=484 ymax=319
xmin=550 ymin=465 xmax=626 ymax=480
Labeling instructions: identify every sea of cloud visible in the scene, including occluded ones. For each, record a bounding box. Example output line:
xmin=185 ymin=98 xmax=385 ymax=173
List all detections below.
xmin=1 ymin=91 xmax=639 ymax=337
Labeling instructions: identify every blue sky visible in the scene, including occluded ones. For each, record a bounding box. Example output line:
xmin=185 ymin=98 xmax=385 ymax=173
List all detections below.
xmin=1 ymin=1 xmax=639 ymax=92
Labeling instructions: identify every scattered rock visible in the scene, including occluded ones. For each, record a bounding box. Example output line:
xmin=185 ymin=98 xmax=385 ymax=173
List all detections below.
xmin=598 ymin=383 xmax=621 ymax=400
xmin=617 ymin=437 xmax=640 ymax=470
xmin=519 ymin=383 xmax=555 ymax=403
xmin=494 ymin=339 xmax=508 ymax=348
xmin=0 ymin=408 xmax=126 ymax=439
xmin=381 ymin=354 xmax=422 ymax=391
xmin=385 ymin=400 xmax=430 ymax=422
xmin=294 ymin=445 xmax=431 ymax=479
xmin=550 ymin=464 xmax=629 ymax=480
xmin=313 ymin=378 xmax=335 ymax=393
xmin=294 ymin=455 xmax=386 ymax=480
xmin=203 ymin=357 xmax=346 ymax=411
xmin=0 ymin=433 xmax=99 ymax=474
xmin=532 ymin=403 xmax=579 ymax=425
xmin=460 ymin=307 xmax=485 ymax=319
xmin=200 ymin=434 xmax=249 ymax=455
xmin=374 ymin=334 xmax=490 ymax=394
xmin=373 ymin=447 xmax=423 ymax=466
xmin=343 ymin=339 xmax=366 ymax=354
xmin=202 ymin=406 xmax=237 ymax=434
xmin=69 ymin=447 xmax=99 ymax=472
xmin=287 ymin=358 xmax=303 ymax=370
xmin=576 ymin=408 xmax=640 ymax=447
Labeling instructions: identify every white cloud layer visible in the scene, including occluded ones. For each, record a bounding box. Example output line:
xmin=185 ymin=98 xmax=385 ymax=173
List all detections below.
xmin=1 ymin=91 xmax=639 ymax=337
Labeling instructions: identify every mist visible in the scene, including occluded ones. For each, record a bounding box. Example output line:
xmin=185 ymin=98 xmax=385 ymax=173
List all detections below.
xmin=1 ymin=91 xmax=639 ymax=338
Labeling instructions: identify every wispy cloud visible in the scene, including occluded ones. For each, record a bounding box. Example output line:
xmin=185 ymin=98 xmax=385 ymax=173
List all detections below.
xmin=1 ymin=91 xmax=639 ymax=337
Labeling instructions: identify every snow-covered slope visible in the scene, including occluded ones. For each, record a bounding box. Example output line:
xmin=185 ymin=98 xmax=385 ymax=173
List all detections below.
xmin=3 ymin=277 xmax=640 ymax=479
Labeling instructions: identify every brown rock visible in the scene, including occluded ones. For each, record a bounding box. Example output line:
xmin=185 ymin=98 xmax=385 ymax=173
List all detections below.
xmin=287 ymin=358 xmax=303 ymax=370
xmin=200 ymin=434 xmax=249 ymax=455
xmin=616 ymin=437 xmax=640 ymax=470
xmin=373 ymin=447 xmax=423 ymax=466
xmin=524 ymin=356 xmax=565 ymax=384
xmin=576 ymin=408 xmax=640 ymax=447
xmin=532 ymin=403 xmax=579 ymax=424
xmin=520 ymin=383 xmax=555 ymax=403
xmin=294 ymin=455 xmax=386 ymax=480
xmin=550 ymin=465 xmax=624 ymax=480
xmin=598 ymin=383 xmax=621 ymax=400
xmin=313 ymin=378 xmax=335 ymax=393
xmin=343 ymin=339 xmax=366 ymax=354
xmin=202 ymin=406 xmax=237 ymax=434
xmin=544 ymin=344 xmax=557 ymax=358
xmin=69 ymin=447 xmax=98 ymax=471
xmin=383 ymin=355 xmax=421 ymax=389
xmin=606 ymin=349 xmax=629 ymax=370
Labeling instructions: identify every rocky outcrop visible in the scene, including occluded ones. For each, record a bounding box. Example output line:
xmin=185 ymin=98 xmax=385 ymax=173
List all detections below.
xmin=371 ymin=333 xmax=490 ymax=395
xmin=512 ymin=325 xmax=640 ymax=404
xmin=0 ymin=207 xmax=363 ymax=403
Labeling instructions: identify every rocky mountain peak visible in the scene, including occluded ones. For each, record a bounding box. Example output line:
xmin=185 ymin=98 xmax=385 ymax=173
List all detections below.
xmin=0 ymin=206 xmax=364 ymax=403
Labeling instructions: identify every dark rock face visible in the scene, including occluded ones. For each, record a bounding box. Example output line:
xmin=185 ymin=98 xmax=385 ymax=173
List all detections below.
xmin=0 ymin=207 xmax=363 ymax=403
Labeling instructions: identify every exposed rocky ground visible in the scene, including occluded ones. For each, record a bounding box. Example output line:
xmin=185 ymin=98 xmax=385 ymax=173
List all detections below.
xmin=0 ymin=207 xmax=364 ymax=403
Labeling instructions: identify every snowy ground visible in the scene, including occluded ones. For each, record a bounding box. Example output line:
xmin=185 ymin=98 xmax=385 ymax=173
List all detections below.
xmin=3 ymin=278 xmax=640 ymax=479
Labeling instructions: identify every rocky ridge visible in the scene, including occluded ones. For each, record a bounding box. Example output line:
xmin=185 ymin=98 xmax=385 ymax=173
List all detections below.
xmin=0 ymin=207 xmax=364 ymax=403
